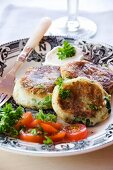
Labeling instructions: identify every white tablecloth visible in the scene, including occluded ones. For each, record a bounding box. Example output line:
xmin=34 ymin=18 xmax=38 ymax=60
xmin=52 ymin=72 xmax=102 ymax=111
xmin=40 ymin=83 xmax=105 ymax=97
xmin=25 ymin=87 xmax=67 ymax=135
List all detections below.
xmin=0 ymin=1 xmax=113 ymax=170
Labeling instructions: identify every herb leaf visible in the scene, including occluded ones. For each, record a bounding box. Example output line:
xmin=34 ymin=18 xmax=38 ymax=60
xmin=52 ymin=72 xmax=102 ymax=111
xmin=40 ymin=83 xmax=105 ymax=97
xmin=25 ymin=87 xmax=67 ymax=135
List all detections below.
xmin=37 ymin=84 xmax=45 ymax=89
xmin=89 ymin=104 xmax=98 ymax=111
xmin=104 ymin=96 xmax=111 ymax=114
xmin=32 ymin=95 xmax=52 ymax=109
xmin=55 ymin=77 xmax=63 ymax=86
xmin=30 ymin=129 xmax=38 ymax=135
xmin=57 ymin=41 xmax=76 ymax=60
xmin=56 ymin=77 xmax=71 ymax=99
xmin=59 ymin=89 xmax=71 ymax=99
xmin=36 ymin=110 xmax=57 ymax=122
xmin=43 ymin=136 xmax=53 ymax=145
xmin=0 ymin=103 xmax=23 ymax=137
xmin=38 ymin=95 xmax=52 ymax=109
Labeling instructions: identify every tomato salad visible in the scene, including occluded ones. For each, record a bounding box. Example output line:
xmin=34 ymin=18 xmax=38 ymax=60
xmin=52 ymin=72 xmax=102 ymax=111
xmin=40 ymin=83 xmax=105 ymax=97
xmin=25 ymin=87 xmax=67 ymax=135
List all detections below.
xmin=16 ymin=111 xmax=88 ymax=144
xmin=0 ymin=104 xmax=88 ymax=145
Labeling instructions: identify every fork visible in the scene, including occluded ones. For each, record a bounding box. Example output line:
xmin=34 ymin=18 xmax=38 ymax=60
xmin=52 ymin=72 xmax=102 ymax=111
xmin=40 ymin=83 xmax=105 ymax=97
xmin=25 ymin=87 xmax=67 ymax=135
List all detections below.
xmin=0 ymin=17 xmax=52 ymax=106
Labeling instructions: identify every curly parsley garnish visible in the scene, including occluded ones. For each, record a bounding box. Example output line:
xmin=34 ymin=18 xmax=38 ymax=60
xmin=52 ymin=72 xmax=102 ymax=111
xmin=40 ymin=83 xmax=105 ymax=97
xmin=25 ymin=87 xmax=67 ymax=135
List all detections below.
xmin=0 ymin=103 xmax=23 ymax=137
xmin=57 ymin=41 xmax=76 ymax=60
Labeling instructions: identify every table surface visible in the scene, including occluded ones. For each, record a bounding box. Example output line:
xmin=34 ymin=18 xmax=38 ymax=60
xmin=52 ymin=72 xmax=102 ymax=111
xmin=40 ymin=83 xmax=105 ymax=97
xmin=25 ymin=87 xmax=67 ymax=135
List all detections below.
xmin=0 ymin=144 xmax=113 ymax=170
xmin=0 ymin=0 xmax=113 ymax=170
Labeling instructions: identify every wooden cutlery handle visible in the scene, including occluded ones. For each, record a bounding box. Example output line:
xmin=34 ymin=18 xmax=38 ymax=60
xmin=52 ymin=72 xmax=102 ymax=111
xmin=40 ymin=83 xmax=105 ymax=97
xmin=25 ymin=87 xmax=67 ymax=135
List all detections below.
xmin=9 ymin=17 xmax=51 ymax=74
xmin=17 ymin=17 xmax=52 ymax=62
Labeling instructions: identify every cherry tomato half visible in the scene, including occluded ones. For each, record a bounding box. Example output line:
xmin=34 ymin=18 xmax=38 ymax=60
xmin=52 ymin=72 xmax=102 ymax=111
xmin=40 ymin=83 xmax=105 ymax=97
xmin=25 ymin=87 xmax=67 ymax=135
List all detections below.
xmin=29 ymin=119 xmax=43 ymax=128
xmin=15 ymin=112 xmax=34 ymax=129
xmin=19 ymin=130 xmax=44 ymax=143
xmin=30 ymin=119 xmax=62 ymax=130
xmin=40 ymin=122 xmax=58 ymax=134
xmin=45 ymin=122 xmax=62 ymax=130
xmin=64 ymin=124 xmax=88 ymax=142
xmin=50 ymin=131 xmax=66 ymax=142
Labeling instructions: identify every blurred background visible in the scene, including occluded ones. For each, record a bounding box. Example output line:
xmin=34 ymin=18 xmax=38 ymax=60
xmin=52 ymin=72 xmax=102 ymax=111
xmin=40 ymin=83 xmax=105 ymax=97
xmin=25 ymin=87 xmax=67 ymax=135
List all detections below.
xmin=0 ymin=0 xmax=113 ymax=44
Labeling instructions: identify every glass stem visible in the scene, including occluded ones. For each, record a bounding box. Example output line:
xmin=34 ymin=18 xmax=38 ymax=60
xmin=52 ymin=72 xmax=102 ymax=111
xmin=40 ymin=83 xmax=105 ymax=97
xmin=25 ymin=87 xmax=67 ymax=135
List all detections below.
xmin=67 ymin=0 xmax=80 ymax=32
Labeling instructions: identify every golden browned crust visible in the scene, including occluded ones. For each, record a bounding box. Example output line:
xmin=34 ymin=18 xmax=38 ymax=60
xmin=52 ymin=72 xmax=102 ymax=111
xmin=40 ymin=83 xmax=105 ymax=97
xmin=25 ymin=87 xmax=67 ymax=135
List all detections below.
xmin=61 ymin=60 xmax=113 ymax=94
xmin=52 ymin=77 xmax=110 ymax=126
xmin=20 ymin=65 xmax=60 ymax=98
xmin=57 ymin=78 xmax=106 ymax=118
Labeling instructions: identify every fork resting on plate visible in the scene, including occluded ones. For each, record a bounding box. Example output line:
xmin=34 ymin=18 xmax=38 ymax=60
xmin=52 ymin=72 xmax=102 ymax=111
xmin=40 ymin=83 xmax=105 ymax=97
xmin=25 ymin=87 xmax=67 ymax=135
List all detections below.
xmin=0 ymin=17 xmax=52 ymax=106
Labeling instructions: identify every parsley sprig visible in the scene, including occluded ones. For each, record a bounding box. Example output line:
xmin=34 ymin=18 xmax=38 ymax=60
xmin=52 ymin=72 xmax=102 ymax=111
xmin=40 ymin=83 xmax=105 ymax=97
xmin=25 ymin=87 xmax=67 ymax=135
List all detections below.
xmin=0 ymin=103 xmax=23 ymax=137
xmin=57 ymin=41 xmax=76 ymax=60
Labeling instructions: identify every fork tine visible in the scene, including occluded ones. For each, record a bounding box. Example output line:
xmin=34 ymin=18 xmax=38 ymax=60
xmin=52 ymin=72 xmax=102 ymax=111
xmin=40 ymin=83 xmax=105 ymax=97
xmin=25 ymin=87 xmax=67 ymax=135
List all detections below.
xmin=0 ymin=94 xmax=8 ymax=102
xmin=0 ymin=93 xmax=8 ymax=106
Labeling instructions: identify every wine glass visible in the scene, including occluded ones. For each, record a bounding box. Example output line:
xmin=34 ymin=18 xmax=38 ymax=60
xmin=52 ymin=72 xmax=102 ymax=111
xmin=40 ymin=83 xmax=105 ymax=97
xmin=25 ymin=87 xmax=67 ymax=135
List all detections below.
xmin=49 ymin=0 xmax=97 ymax=39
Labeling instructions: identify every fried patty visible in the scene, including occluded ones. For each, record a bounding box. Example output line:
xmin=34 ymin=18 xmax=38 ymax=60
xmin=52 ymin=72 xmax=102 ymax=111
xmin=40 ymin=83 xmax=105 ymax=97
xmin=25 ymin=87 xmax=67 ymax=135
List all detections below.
xmin=61 ymin=60 xmax=113 ymax=94
xmin=52 ymin=77 xmax=111 ymax=126
xmin=13 ymin=65 xmax=60 ymax=109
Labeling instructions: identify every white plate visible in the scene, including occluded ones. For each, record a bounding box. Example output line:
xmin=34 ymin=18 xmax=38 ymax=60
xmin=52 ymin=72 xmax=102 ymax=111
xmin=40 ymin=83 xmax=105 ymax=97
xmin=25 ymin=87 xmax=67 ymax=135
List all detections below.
xmin=0 ymin=36 xmax=113 ymax=157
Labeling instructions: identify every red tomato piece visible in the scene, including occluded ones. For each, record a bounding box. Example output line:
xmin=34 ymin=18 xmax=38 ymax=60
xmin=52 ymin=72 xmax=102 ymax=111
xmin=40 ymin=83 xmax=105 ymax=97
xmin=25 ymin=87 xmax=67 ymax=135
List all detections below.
xmin=19 ymin=130 xmax=44 ymax=143
xmin=50 ymin=131 xmax=66 ymax=142
xmin=29 ymin=119 xmax=43 ymax=128
xmin=45 ymin=122 xmax=62 ymax=130
xmin=64 ymin=124 xmax=88 ymax=142
xmin=15 ymin=112 xmax=34 ymax=129
xmin=40 ymin=122 xmax=58 ymax=134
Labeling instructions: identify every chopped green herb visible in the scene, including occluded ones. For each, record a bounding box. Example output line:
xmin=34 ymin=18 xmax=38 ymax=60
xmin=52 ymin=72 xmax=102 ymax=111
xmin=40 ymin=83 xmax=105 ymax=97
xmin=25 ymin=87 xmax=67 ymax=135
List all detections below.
xmin=37 ymin=84 xmax=45 ymax=89
xmin=102 ymin=63 xmax=108 ymax=67
xmin=104 ymin=96 xmax=111 ymax=114
xmin=72 ymin=117 xmax=92 ymax=127
xmin=55 ymin=77 xmax=63 ymax=86
xmin=30 ymin=129 xmax=37 ymax=135
xmin=86 ymin=119 xmax=91 ymax=127
xmin=36 ymin=110 xmax=45 ymax=121
xmin=72 ymin=117 xmax=83 ymax=123
xmin=36 ymin=109 xmax=57 ymax=122
xmin=32 ymin=95 xmax=52 ymax=109
xmin=57 ymin=41 xmax=76 ymax=60
xmin=59 ymin=89 xmax=71 ymax=99
xmin=89 ymin=104 xmax=98 ymax=111
xmin=43 ymin=136 xmax=53 ymax=145
xmin=55 ymin=77 xmax=71 ymax=99
xmin=0 ymin=103 xmax=23 ymax=137
xmin=45 ymin=113 xmax=57 ymax=122
xmin=37 ymin=95 xmax=52 ymax=109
